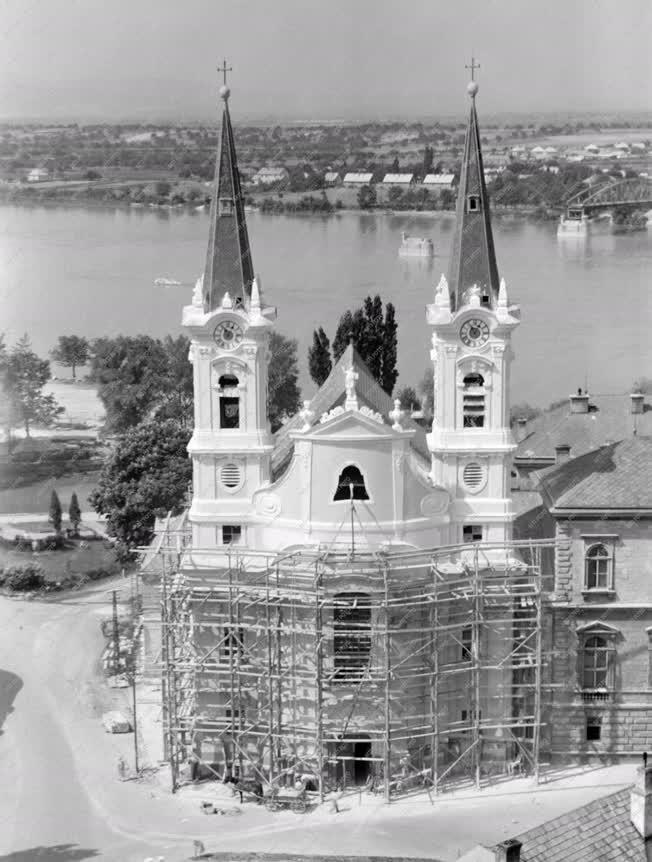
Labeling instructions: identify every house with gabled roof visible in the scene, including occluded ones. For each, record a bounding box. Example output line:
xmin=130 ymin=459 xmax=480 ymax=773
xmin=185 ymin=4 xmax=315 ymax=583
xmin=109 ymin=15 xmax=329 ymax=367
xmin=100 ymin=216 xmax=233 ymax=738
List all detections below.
xmin=458 ymin=761 xmax=652 ymax=861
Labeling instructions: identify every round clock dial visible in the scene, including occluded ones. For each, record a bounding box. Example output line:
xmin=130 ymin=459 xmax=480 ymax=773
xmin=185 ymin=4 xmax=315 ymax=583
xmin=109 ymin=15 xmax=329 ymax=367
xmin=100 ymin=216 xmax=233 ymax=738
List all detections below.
xmin=213 ymin=320 xmax=243 ymax=351
xmin=460 ymin=318 xmax=490 ymax=348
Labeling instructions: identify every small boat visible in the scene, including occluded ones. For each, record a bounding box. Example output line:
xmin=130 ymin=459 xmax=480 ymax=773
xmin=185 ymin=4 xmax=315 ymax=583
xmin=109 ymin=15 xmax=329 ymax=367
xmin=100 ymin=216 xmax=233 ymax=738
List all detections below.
xmin=154 ymin=277 xmax=182 ymax=287
xmin=399 ymin=232 xmax=435 ymax=257
xmin=557 ymin=208 xmax=589 ymax=238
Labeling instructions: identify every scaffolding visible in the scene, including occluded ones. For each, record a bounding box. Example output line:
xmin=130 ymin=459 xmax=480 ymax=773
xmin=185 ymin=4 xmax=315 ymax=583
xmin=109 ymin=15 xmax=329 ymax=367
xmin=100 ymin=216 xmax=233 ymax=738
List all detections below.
xmin=147 ymin=522 xmax=555 ymax=801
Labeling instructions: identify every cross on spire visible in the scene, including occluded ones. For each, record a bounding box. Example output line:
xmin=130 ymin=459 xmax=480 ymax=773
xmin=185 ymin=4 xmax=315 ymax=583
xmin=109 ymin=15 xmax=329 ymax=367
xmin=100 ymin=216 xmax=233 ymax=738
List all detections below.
xmin=465 ymin=56 xmax=480 ymax=81
xmin=217 ymin=59 xmax=232 ymax=86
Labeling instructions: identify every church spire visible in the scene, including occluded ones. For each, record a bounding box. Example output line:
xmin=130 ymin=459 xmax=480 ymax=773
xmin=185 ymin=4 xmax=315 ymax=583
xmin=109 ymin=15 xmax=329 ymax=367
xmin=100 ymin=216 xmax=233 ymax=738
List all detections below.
xmin=446 ymin=67 xmax=500 ymax=312
xmin=203 ymin=65 xmax=254 ymax=312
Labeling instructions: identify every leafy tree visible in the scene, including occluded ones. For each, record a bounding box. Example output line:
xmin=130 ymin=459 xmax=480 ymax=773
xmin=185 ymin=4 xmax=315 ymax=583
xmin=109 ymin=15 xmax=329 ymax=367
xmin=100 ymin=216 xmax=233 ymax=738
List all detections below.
xmin=3 ymin=335 xmax=63 ymax=436
xmin=89 ymin=418 xmax=192 ymax=555
xmin=89 ymin=335 xmax=192 ymax=432
xmin=308 ymin=326 xmax=332 ymax=386
xmin=357 ymin=184 xmax=376 ymax=210
xmin=331 ymin=296 xmax=398 ymax=395
xmin=422 ymin=145 xmax=434 ymax=175
xmin=50 ymin=335 xmax=90 ymax=379
xmin=49 ymin=490 xmax=62 ymax=533
xmin=388 ymin=185 xmax=404 ymax=206
xmin=380 ymin=302 xmax=398 ymax=396
xmin=418 ymin=366 xmax=434 ymax=421
xmin=267 ymin=331 xmax=302 ymax=433
xmin=390 ymin=157 xmax=400 ymax=173
xmin=69 ymin=492 xmax=82 ymax=535
xmin=332 ymin=310 xmax=354 ymax=363
xmin=397 ymin=385 xmax=421 ymax=412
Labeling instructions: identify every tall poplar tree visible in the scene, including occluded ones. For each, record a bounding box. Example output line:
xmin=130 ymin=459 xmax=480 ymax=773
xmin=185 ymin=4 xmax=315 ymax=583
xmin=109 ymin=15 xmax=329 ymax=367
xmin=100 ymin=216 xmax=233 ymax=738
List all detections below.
xmin=308 ymin=327 xmax=332 ymax=386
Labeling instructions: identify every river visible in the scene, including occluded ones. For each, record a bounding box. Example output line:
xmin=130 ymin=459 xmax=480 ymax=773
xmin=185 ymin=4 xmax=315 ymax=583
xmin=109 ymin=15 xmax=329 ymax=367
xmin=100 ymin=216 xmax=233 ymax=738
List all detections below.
xmin=1 ymin=203 xmax=651 ymax=407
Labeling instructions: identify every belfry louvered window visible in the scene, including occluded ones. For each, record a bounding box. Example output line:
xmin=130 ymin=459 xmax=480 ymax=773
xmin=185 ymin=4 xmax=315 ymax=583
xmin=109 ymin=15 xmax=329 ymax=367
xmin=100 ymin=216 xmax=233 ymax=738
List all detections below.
xmin=463 ymin=373 xmax=485 ymax=428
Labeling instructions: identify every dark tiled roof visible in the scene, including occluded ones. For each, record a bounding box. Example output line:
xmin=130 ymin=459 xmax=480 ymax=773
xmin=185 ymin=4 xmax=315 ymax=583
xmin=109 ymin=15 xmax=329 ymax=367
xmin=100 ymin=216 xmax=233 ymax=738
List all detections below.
xmin=517 ymin=787 xmax=645 ymax=862
xmin=447 ymin=93 xmax=500 ymax=311
xmin=537 ymin=436 xmax=652 ymax=510
xmin=271 ymin=343 xmax=429 ymax=480
xmin=204 ymin=95 xmax=254 ymax=310
xmin=515 ymin=394 xmax=652 ymax=462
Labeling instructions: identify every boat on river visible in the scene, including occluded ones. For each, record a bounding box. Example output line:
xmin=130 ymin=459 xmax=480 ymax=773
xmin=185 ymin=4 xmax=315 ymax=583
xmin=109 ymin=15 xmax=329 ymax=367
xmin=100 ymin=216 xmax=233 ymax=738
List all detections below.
xmin=398 ymin=232 xmax=435 ymax=257
xmin=557 ymin=208 xmax=589 ymax=238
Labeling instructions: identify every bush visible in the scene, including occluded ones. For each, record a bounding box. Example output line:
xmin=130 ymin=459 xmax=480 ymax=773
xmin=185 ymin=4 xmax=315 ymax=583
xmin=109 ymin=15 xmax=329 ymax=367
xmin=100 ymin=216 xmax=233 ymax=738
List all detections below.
xmin=2 ymin=564 xmax=46 ymax=592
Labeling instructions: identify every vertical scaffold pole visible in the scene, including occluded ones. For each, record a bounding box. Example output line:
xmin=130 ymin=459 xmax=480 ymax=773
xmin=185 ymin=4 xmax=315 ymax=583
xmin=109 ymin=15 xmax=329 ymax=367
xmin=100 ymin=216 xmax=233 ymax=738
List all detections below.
xmin=315 ymin=560 xmax=324 ymax=803
xmin=473 ymin=544 xmax=481 ymax=790
xmin=430 ymin=559 xmax=439 ymax=796
xmin=265 ymin=565 xmax=275 ymax=784
xmin=275 ymin=563 xmax=283 ymax=777
xmin=533 ymin=543 xmax=543 ymax=784
xmin=383 ymin=563 xmax=391 ymax=804
xmin=227 ymin=551 xmax=237 ymax=777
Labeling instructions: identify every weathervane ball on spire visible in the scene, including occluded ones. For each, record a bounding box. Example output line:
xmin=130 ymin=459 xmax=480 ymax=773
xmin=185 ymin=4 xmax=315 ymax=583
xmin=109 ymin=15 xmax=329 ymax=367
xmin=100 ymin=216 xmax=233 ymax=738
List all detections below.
xmin=467 ymin=80 xmax=479 ymax=98
xmin=219 ymin=84 xmax=231 ymax=101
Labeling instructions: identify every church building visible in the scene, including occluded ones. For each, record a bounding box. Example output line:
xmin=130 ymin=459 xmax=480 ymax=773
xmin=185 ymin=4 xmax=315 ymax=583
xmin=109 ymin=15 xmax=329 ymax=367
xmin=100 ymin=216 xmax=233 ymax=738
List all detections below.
xmin=161 ymin=73 xmax=549 ymax=798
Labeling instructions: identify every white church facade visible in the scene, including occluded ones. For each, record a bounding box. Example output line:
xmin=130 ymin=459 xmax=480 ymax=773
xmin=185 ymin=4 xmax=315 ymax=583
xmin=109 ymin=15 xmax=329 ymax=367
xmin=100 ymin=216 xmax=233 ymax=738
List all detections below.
xmin=162 ymin=76 xmax=543 ymax=796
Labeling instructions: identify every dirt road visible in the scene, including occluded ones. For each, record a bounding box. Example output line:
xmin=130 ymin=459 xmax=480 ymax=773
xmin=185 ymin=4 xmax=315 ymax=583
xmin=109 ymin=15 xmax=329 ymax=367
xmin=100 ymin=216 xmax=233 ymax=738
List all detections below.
xmin=0 ymin=583 xmax=637 ymax=862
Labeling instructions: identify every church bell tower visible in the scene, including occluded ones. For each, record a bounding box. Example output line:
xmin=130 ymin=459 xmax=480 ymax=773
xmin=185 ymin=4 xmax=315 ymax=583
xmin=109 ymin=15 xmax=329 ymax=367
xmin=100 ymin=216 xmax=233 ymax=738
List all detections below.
xmin=182 ymin=71 xmax=276 ymax=552
xmin=427 ymin=70 xmax=520 ymax=545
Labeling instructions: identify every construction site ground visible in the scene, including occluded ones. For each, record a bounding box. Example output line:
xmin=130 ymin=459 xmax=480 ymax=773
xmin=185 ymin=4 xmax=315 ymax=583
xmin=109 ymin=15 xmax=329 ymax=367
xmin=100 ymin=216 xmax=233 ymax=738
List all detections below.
xmin=0 ymin=579 xmax=637 ymax=862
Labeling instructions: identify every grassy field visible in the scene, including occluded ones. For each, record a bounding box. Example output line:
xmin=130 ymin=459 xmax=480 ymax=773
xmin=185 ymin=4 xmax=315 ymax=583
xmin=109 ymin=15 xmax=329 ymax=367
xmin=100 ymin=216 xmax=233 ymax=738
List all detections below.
xmin=0 ymin=471 xmax=101 ymax=514
xmin=0 ymin=538 xmax=121 ymax=582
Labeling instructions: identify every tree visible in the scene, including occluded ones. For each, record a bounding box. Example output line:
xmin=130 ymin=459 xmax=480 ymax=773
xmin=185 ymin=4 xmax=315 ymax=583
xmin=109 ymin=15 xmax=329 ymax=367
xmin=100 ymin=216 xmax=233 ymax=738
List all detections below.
xmin=418 ymin=366 xmax=434 ymax=421
xmin=422 ymin=145 xmax=434 ymax=175
xmin=89 ymin=418 xmax=192 ymax=555
xmin=380 ymin=302 xmax=398 ymax=396
xmin=510 ymin=402 xmax=542 ymax=425
xmin=396 ymin=385 xmax=421 ymax=412
xmin=331 ymin=296 xmax=398 ymax=396
xmin=69 ymin=492 xmax=82 ymax=535
xmin=3 ymin=335 xmax=63 ymax=436
xmin=50 ymin=335 xmax=90 ymax=379
xmin=308 ymin=327 xmax=332 ymax=386
xmin=267 ymin=331 xmax=302 ymax=433
xmin=49 ymin=490 xmax=62 ymax=533
xmin=390 ymin=157 xmax=400 ymax=173
xmin=89 ymin=335 xmax=192 ymax=432
xmin=357 ymin=184 xmax=376 ymax=210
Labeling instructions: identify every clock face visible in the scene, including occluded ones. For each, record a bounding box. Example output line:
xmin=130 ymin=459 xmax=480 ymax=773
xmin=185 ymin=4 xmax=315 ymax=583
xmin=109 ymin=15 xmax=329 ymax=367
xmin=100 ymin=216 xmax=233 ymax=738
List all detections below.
xmin=213 ymin=320 xmax=243 ymax=351
xmin=460 ymin=318 xmax=490 ymax=348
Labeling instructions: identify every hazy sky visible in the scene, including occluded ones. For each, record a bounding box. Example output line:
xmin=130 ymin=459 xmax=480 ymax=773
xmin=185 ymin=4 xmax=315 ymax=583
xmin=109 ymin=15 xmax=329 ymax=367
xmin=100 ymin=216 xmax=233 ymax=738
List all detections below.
xmin=0 ymin=0 xmax=650 ymax=122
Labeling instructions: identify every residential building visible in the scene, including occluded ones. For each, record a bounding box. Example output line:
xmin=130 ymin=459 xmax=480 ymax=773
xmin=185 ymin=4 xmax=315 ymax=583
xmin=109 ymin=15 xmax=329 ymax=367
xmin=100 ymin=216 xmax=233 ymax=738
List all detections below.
xmin=423 ymin=172 xmax=455 ymax=189
xmin=342 ymin=171 xmax=374 ymax=185
xmin=27 ymin=167 xmax=49 ymax=182
xmin=251 ymin=166 xmax=289 ymax=186
xmin=381 ymin=173 xmax=414 ymax=185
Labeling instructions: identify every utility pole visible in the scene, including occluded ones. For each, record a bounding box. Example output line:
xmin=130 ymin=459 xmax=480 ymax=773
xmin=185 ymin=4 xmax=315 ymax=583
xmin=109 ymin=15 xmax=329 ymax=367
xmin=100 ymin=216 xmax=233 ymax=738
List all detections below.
xmin=129 ymin=660 xmax=140 ymax=775
xmin=112 ymin=590 xmax=120 ymax=676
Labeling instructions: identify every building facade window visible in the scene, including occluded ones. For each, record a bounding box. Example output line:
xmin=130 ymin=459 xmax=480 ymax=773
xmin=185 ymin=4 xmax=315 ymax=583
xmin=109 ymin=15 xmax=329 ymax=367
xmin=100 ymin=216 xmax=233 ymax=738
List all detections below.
xmin=581 ymin=635 xmax=612 ymax=691
xmin=462 ymin=374 xmax=485 ymax=428
xmin=467 ymin=195 xmax=480 ymax=212
xmin=218 ymin=374 xmax=240 ymax=429
xmin=584 ymin=543 xmax=613 ymax=591
xmin=586 ymin=715 xmax=602 ymax=741
xmin=461 ymin=626 xmax=472 ymax=661
xmin=222 ymin=525 xmax=242 ymax=545
xmin=333 ymin=592 xmax=371 ymax=683
xmin=333 ymin=465 xmax=369 ymax=501
xmin=221 ymin=626 xmax=244 ymax=664
xmin=463 ymin=524 xmax=483 ymax=543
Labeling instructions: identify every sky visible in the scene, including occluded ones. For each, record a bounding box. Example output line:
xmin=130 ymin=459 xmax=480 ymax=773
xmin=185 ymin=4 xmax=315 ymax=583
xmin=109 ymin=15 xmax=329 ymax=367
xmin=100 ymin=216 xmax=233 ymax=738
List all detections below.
xmin=0 ymin=0 xmax=651 ymax=122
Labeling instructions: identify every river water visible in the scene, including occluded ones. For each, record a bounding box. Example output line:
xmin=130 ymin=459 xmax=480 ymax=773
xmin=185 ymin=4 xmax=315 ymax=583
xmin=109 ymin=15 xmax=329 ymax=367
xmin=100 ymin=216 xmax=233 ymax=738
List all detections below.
xmin=1 ymin=203 xmax=651 ymax=407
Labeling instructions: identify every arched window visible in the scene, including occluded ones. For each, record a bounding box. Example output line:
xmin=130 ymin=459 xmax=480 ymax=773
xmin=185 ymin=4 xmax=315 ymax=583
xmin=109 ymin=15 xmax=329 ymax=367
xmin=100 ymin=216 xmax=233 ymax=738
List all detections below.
xmin=463 ymin=373 xmax=485 ymax=428
xmin=585 ymin=544 xmax=613 ymax=590
xmin=333 ymin=592 xmax=371 ymax=683
xmin=582 ymin=635 xmax=611 ymax=690
xmin=218 ymin=374 xmax=240 ymax=429
xmin=333 ymin=465 xmax=369 ymax=501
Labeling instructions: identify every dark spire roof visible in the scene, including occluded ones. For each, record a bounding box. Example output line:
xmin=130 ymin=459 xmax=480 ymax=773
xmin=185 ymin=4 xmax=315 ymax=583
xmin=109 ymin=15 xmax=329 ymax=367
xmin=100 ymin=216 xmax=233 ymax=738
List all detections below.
xmin=447 ymin=82 xmax=500 ymax=311
xmin=203 ymin=85 xmax=254 ymax=311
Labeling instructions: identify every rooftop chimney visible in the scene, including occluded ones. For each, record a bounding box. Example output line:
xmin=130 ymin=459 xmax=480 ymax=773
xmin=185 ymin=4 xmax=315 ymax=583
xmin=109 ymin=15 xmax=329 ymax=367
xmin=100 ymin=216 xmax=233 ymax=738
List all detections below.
xmin=569 ymin=388 xmax=590 ymax=414
xmin=555 ymin=444 xmax=571 ymax=464
xmin=631 ymin=393 xmax=645 ymax=415
xmin=631 ymin=755 xmax=652 ymax=840
xmin=495 ymin=838 xmax=522 ymax=862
